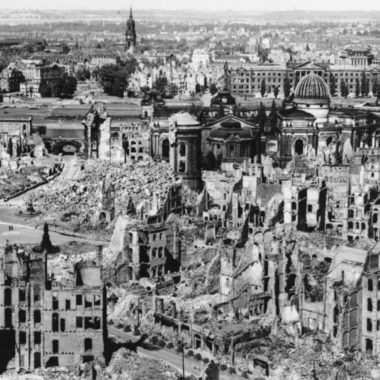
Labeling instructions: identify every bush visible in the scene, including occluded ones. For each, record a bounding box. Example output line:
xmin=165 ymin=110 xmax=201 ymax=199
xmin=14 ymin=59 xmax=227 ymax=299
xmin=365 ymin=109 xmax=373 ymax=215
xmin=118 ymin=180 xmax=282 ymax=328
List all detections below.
xmin=158 ymin=339 xmax=166 ymax=348
xmin=202 ymin=358 xmax=209 ymax=364
xmin=150 ymin=336 xmax=159 ymax=345
xmin=116 ymin=323 xmax=123 ymax=329
xmin=108 ymin=319 xmax=114 ymax=325
xmin=166 ymin=342 xmax=174 ymax=349
xmin=123 ymin=325 xmax=131 ymax=332
xmin=228 ymin=367 xmax=236 ymax=374
xmin=241 ymin=372 xmax=249 ymax=378
xmin=220 ymin=364 xmax=227 ymax=371
xmin=186 ymin=349 xmax=194 ymax=357
xmin=194 ymin=353 xmax=202 ymax=361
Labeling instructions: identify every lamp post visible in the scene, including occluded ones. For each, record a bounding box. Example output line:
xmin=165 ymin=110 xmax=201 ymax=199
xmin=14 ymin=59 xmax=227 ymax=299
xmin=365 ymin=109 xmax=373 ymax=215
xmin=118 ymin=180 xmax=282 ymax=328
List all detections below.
xmin=181 ymin=337 xmax=185 ymax=380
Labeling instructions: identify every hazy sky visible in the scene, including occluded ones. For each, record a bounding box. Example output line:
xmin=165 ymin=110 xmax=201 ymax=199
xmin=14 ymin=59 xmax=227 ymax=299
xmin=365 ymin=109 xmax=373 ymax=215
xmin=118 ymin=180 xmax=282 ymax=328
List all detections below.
xmin=2 ymin=0 xmax=380 ymax=12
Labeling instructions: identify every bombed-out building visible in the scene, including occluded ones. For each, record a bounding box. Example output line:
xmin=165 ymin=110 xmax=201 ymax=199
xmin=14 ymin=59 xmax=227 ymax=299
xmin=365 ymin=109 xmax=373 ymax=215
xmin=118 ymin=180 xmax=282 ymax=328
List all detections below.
xmin=0 ymin=242 xmax=107 ymax=372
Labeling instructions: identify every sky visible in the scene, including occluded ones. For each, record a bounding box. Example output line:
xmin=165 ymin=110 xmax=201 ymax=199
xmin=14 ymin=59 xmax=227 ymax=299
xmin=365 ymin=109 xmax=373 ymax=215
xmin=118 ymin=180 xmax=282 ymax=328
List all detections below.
xmin=2 ymin=0 xmax=380 ymax=12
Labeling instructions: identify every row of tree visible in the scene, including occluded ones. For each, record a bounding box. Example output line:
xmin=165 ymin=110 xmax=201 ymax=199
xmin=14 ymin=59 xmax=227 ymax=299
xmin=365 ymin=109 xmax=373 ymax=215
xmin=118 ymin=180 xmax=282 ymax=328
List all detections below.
xmin=95 ymin=59 xmax=138 ymax=97
xmin=39 ymin=73 xmax=77 ymax=98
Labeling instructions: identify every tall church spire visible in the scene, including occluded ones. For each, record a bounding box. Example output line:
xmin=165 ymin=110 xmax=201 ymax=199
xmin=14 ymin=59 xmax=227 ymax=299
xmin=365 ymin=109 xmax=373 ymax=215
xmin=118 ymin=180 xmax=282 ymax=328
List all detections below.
xmin=126 ymin=6 xmax=136 ymax=50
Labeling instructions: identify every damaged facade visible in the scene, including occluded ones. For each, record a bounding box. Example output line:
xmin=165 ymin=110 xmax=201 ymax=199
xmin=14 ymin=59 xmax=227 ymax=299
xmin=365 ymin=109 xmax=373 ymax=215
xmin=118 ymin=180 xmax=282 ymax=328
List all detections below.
xmin=0 ymin=242 xmax=107 ymax=372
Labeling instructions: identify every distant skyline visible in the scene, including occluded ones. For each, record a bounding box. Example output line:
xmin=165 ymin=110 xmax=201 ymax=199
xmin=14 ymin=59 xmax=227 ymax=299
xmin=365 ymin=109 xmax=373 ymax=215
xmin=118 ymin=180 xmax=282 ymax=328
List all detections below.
xmin=2 ymin=0 xmax=380 ymax=12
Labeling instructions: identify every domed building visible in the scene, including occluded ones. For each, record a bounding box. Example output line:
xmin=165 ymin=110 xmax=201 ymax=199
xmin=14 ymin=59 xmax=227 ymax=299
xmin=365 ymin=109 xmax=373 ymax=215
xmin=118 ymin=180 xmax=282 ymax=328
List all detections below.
xmin=274 ymin=72 xmax=377 ymax=167
xmin=294 ymin=73 xmax=330 ymax=123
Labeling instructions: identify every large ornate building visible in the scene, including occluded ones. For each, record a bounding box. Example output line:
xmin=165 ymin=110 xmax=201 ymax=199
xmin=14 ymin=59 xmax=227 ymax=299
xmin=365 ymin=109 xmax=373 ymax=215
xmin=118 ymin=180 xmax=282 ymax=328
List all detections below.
xmin=226 ymin=60 xmax=380 ymax=98
xmin=150 ymin=73 xmax=380 ymax=191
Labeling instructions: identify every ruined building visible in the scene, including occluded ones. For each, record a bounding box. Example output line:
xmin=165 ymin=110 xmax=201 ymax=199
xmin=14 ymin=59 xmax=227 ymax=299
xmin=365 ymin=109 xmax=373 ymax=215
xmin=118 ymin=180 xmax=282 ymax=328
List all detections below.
xmin=0 ymin=242 xmax=107 ymax=372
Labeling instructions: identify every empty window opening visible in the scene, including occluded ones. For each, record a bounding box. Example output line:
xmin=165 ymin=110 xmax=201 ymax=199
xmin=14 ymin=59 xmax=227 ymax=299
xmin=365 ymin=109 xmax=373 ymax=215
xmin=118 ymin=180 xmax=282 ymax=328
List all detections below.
xmin=52 ymin=296 xmax=59 ymax=310
xmin=34 ymin=310 xmax=41 ymax=324
xmin=76 ymin=317 xmax=83 ymax=328
xmin=34 ymin=331 xmax=41 ymax=345
xmin=52 ymin=313 xmax=59 ymax=332
xmin=4 ymin=288 xmax=11 ymax=306
xmin=19 ymin=309 xmax=26 ymax=323
xmin=84 ymin=338 xmax=92 ymax=352
xmin=19 ymin=331 xmax=26 ymax=345
xmin=19 ymin=289 xmax=26 ymax=302
xmin=52 ymin=340 xmax=59 ymax=354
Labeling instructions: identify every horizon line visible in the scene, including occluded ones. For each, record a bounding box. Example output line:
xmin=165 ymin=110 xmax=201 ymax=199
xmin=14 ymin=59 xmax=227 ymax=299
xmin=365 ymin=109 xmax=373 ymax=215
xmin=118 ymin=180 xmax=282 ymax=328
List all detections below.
xmin=2 ymin=8 xmax=380 ymax=12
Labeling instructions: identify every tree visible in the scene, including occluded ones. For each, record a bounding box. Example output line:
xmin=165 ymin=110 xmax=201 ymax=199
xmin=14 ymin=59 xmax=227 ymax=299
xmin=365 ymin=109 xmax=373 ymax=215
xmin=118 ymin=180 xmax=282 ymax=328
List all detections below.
xmin=365 ymin=78 xmax=370 ymax=97
xmin=273 ymin=85 xmax=279 ymax=99
xmin=209 ymin=83 xmax=218 ymax=95
xmin=373 ymin=79 xmax=378 ymax=98
xmin=233 ymin=104 xmax=241 ymax=117
xmin=329 ymin=74 xmax=336 ymax=96
xmin=153 ymin=77 xmax=168 ymax=95
xmin=41 ymin=223 xmax=53 ymax=253
xmin=7 ymin=138 xmax=13 ymax=156
xmin=75 ymin=66 xmax=91 ymax=81
xmin=61 ymin=42 xmax=70 ymax=54
xmin=284 ymin=76 xmax=291 ymax=99
xmin=256 ymin=102 xmax=267 ymax=130
xmin=98 ymin=62 xmax=137 ymax=97
xmin=361 ymin=71 xmax=367 ymax=97
xmin=355 ymin=79 xmax=360 ymax=98
xmin=260 ymin=79 xmax=266 ymax=98
xmin=268 ymin=100 xmax=278 ymax=133
xmin=217 ymin=104 xmax=225 ymax=118
xmin=39 ymin=81 xmax=51 ymax=97
xmin=340 ymin=80 xmax=348 ymax=98
xmin=61 ymin=74 xmax=77 ymax=98
xmin=51 ymin=79 xmax=64 ymax=98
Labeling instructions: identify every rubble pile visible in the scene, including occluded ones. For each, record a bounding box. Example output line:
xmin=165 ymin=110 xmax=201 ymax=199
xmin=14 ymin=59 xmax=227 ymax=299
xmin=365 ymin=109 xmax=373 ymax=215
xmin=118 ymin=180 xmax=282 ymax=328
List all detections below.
xmin=0 ymin=166 xmax=49 ymax=200
xmin=255 ymin=331 xmax=378 ymax=379
xmin=28 ymin=158 xmax=175 ymax=234
xmin=104 ymin=348 xmax=179 ymax=380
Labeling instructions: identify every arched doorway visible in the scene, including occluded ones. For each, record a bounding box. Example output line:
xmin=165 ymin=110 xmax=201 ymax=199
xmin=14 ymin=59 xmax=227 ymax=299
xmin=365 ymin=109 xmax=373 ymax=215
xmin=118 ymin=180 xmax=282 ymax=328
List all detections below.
xmin=162 ymin=139 xmax=169 ymax=160
xmin=294 ymin=139 xmax=304 ymax=156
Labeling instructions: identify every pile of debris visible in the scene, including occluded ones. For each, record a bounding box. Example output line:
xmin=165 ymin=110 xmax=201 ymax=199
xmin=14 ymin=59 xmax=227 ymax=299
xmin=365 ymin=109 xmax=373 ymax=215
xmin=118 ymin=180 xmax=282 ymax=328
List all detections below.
xmin=28 ymin=158 xmax=176 ymax=235
xmin=0 ymin=166 xmax=49 ymax=200
xmin=104 ymin=348 xmax=180 ymax=380
xmin=257 ymin=330 xmax=379 ymax=379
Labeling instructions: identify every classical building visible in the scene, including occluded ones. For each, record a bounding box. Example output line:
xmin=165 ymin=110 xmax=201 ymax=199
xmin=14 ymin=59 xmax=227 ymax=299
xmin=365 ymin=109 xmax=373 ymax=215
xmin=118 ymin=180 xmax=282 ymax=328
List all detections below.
xmin=206 ymin=116 xmax=259 ymax=163
xmin=226 ymin=60 xmax=380 ymax=97
xmin=168 ymin=112 xmax=203 ymax=192
xmin=18 ymin=61 xmax=65 ymax=98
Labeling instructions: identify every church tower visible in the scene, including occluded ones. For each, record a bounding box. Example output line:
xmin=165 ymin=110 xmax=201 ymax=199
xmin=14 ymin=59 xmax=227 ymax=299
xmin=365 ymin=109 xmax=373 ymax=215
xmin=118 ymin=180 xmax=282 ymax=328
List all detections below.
xmin=126 ymin=7 xmax=137 ymax=50
xmin=169 ymin=113 xmax=203 ymax=192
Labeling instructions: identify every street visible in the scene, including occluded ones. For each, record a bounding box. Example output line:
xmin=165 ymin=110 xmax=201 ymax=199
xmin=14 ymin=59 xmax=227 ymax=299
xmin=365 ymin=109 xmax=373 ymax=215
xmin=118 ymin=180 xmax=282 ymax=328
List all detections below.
xmin=0 ymin=155 xmax=106 ymax=246
xmin=108 ymin=326 xmax=248 ymax=380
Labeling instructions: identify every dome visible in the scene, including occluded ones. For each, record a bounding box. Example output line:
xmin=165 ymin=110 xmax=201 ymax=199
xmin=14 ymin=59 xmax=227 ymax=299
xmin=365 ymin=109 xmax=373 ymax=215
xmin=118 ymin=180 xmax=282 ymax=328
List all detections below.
xmin=294 ymin=73 xmax=330 ymax=105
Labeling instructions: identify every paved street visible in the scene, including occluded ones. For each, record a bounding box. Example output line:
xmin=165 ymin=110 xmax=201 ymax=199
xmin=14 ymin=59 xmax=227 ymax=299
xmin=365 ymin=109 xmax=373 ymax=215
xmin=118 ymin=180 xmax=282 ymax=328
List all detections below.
xmin=0 ymin=155 xmax=106 ymax=246
xmin=108 ymin=326 xmax=247 ymax=380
